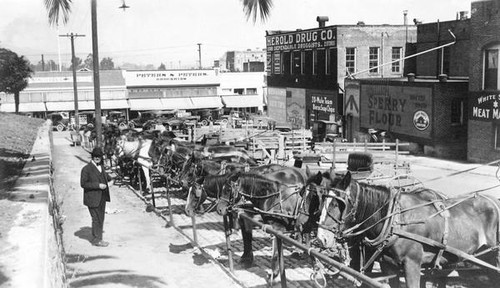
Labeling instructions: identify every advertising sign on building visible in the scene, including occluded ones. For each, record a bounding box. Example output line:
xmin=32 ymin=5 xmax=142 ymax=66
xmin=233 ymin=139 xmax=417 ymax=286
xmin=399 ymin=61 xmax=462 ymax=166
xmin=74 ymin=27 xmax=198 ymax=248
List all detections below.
xmin=469 ymin=92 xmax=500 ymax=121
xmin=125 ymin=70 xmax=219 ymax=87
xmin=345 ymin=81 xmax=360 ymax=117
xmin=360 ymin=85 xmax=433 ymax=138
xmin=267 ymin=87 xmax=287 ymax=125
xmin=266 ymin=27 xmax=337 ymax=52
xmin=286 ymin=88 xmax=306 ymax=129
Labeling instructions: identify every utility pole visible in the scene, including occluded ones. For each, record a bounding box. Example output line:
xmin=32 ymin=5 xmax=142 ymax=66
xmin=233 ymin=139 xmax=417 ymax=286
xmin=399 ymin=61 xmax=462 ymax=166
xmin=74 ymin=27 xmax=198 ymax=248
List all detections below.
xmin=197 ymin=43 xmax=202 ymax=69
xmin=91 ymin=0 xmax=103 ymax=148
xmin=403 ymin=10 xmax=408 ymax=43
xmin=59 ymin=33 xmax=85 ymax=130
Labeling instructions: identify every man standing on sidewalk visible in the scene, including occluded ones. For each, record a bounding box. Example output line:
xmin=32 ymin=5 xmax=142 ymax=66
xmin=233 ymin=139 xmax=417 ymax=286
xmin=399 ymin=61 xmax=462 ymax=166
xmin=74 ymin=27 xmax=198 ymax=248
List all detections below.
xmin=80 ymin=147 xmax=112 ymax=247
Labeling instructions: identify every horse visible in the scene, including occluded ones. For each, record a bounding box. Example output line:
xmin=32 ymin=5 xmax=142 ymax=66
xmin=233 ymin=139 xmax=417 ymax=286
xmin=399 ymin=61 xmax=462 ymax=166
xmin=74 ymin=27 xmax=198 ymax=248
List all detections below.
xmin=215 ymin=167 xmax=312 ymax=278
xmin=185 ymin=163 xmax=284 ymax=216
xmin=317 ymin=171 xmax=500 ymax=288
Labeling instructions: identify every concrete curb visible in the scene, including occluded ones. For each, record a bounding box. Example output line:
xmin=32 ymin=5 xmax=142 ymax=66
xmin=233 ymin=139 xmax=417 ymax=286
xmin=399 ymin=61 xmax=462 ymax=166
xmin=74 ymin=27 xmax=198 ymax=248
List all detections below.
xmin=4 ymin=121 xmax=66 ymax=288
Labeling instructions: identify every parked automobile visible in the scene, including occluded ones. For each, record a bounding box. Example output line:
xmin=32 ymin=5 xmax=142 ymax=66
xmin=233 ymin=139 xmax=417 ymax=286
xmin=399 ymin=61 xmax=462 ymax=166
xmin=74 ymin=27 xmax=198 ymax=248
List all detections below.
xmin=48 ymin=112 xmax=71 ymax=132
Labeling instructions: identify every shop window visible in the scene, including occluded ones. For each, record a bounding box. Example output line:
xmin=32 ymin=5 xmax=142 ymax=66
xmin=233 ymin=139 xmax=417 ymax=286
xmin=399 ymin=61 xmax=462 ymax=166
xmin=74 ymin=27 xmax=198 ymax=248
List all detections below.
xmin=234 ymin=89 xmax=244 ymax=95
xmin=292 ymin=51 xmax=301 ymax=75
xmin=246 ymin=88 xmax=257 ymax=95
xmin=346 ymin=47 xmax=356 ymax=76
xmin=450 ymin=98 xmax=464 ymax=125
xmin=391 ymin=47 xmax=402 ymax=73
xmin=485 ymin=47 xmax=499 ymax=90
xmin=369 ymin=47 xmax=379 ymax=74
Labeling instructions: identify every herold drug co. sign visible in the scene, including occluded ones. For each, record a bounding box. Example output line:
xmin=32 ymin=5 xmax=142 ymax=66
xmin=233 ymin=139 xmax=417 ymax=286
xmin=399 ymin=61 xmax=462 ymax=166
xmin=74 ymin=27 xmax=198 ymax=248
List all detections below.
xmin=469 ymin=92 xmax=500 ymax=122
xmin=360 ymin=85 xmax=432 ymax=139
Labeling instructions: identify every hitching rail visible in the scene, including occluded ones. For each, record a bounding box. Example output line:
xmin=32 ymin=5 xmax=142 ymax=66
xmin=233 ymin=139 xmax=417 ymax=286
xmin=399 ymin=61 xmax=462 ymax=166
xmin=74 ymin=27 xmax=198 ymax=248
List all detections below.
xmin=239 ymin=213 xmax=390 ymax=288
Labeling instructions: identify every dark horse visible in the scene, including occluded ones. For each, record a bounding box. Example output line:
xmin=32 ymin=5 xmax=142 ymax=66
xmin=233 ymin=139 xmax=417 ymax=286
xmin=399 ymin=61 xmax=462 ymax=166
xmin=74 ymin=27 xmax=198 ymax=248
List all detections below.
xmin=318 ymin=171 xmax=500 ymax=288
xmin=216 ymin=167 xmax=318 ymax=278
xmin=184 ymin=163 xmax=284 ymax=216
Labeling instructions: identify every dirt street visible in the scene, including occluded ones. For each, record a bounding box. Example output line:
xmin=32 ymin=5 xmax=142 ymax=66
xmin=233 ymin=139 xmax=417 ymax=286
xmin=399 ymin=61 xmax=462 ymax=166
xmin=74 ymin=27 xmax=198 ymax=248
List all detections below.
xmin=52 ymin=132 xmax=242 ymax=288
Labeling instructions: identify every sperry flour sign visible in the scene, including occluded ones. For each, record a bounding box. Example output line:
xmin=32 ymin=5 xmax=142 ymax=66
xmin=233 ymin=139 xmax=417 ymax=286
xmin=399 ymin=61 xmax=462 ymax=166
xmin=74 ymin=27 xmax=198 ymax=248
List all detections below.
xmin=125 ymin=70 xmax=219 ymax=87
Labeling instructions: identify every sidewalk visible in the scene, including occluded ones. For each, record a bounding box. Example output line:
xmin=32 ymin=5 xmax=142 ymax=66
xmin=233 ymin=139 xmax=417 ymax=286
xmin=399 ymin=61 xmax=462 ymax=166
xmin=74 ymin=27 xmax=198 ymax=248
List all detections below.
xmin=51 ymin=132 xmax=243 ymax=288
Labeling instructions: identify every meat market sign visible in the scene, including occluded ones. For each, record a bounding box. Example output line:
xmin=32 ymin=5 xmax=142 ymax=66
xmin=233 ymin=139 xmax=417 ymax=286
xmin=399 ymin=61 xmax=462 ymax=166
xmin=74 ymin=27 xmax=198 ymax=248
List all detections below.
xmin=469 ymin=92 xmax=500 ymax=121
xmin=266 ymin=27 xmax=336 ymax=52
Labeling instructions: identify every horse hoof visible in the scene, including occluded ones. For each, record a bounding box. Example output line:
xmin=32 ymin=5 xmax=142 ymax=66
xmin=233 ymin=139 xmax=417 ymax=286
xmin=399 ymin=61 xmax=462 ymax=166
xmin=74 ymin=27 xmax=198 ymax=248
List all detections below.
xmin=239 ymin=256 xmax=254 ymax=269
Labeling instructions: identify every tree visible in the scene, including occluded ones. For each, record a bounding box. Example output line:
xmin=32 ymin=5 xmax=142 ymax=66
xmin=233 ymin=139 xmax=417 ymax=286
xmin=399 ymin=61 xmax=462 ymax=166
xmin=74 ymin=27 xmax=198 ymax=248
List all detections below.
xmin=44 ymin=0 xmax=273 ymax=25
xmin=83 ymin=53 xmax=93 ymax=70
xmin=68 ymin=56 xmax=83 ymax=71
xmin=0 ymin=48 xmax=33 ymax=114
xmin=158 ymin=63 xmax=166 ymax=70
xmin=100 ymin=57 xmax=115 ymax=70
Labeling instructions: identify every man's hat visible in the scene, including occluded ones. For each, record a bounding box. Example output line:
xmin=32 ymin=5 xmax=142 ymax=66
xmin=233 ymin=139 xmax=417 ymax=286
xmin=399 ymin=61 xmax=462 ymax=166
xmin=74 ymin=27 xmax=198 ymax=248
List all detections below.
xmin=91 ymin=147 xmax=104 ymax=158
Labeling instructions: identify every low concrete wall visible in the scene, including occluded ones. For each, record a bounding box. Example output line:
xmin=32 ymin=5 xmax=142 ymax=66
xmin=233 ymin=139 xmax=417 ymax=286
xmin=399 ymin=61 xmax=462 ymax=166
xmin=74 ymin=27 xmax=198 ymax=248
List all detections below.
xmin=4 ymin=120 xmax=66 ymax=287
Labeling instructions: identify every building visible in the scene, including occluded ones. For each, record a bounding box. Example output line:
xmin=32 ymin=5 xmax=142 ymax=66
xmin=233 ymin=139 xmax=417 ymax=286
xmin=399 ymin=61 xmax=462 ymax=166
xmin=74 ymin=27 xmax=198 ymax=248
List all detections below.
xmin=345 ymin=10 xmax=472 ymax=159
xmin=467 ymin=0 xmax=500 ymax=162
xmin=218 ymin=71 xmax=266 ymax=114
xmin=0 ymin=70 xmax=127 ymax=120
xmin=265 ymin=17 xmax=417 ymax=129
xmin=220 ymin=49 xmax=266 ymax=72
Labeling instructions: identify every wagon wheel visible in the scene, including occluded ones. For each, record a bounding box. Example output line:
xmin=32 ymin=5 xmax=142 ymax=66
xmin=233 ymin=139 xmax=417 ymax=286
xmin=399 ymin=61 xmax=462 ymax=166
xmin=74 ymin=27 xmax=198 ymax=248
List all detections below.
xmin=220 ymin=119 xmax=228 ymax=125
xmin=128 ymin=122 xmax=135 ymax=129
xmin=201 ymin=119 xmax=209 ymax=126
xmin=387 ymin=174 xmax=424 ymax=192
xmin=56 ymin=124 xmax=65 ymax=132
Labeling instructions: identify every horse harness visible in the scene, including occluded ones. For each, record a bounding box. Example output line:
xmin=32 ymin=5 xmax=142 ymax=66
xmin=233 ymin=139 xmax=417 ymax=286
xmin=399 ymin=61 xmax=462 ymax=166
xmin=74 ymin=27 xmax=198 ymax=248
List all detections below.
xmin=326 ymin=185 xmax=500 ymax=274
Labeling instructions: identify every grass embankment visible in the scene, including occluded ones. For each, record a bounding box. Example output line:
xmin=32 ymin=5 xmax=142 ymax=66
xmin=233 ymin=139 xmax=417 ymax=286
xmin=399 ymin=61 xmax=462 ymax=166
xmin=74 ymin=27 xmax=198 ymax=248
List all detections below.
xmin=0 ymin=112 xmax=45 ymax=196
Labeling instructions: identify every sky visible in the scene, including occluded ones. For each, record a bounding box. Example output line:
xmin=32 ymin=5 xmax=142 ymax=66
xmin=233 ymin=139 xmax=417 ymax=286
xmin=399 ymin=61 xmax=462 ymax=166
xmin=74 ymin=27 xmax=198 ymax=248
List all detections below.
xmin=0 ymin=0 xmax=473 ymax=69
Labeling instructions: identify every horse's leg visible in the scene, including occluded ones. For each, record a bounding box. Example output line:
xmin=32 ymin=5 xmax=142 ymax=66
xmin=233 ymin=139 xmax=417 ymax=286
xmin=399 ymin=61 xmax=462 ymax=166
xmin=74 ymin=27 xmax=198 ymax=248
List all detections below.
xmin=239 ymin=214 xmax=254 ymax=268
xmin=402 ymin=258 xmax=422 ymax=288
xmin=143 ymin=166 xmax=151 ymax=193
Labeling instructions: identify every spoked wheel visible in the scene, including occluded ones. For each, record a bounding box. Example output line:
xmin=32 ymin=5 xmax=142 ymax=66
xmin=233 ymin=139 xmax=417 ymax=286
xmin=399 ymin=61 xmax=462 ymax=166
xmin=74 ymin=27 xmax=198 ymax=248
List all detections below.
xmin=56 ymin=124 xmax=65 ymax=132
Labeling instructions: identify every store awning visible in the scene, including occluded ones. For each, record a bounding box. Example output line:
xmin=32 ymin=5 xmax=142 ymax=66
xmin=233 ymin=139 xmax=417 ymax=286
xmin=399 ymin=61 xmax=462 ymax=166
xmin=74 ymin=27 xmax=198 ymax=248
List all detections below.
xmin=46 ymin=101 xmax=96 ymax=111
xmin=190 ymin=96 xmax=223 ymax=109
xmin=221 ymin=95 xmax=264 ymax=108
xmin=46 ymin=101 xmax=74 ymax=111
xmin=161 ymin=98 xmax=194 ymax=110
xmin=19 ymin=102 xmax=46 ymax=112
xmin=0 ymin=103 xmax=15 ymax=112
xmin=129 ymin=98 xmax=163 ymax=111
xmin=102 ymin=99 xmax=129 ymax=109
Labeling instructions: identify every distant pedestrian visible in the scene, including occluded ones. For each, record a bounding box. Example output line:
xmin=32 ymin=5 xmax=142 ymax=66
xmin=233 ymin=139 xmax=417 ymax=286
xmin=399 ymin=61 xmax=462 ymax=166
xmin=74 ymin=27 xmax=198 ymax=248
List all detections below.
xmin=80 ymin=147 xmax=112 ymax=247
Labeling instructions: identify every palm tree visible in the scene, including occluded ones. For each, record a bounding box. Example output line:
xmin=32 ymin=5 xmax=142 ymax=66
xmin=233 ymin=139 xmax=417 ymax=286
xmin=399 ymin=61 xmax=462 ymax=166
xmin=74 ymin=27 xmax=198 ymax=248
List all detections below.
xmin=44 ymin=0 xmax=273 ymax=25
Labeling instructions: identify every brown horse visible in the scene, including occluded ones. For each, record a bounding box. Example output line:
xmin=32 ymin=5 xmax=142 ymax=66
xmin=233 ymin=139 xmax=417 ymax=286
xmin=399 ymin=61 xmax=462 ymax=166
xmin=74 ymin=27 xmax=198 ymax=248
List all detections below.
xmin=317 ymin=171 xmax=500 ymax=288
xmin=216 ymin=167 xmax=312 ymax=279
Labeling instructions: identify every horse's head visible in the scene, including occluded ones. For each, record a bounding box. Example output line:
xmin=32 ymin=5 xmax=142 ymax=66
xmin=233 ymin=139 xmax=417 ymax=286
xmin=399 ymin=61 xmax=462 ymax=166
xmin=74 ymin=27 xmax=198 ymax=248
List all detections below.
xmin=184 ymin=180 xmax=207 ymax=217
xmin=317 ymin=171 xmax=353 ymax=248
xmin=216 ymin=172 xmax=242 ymax=216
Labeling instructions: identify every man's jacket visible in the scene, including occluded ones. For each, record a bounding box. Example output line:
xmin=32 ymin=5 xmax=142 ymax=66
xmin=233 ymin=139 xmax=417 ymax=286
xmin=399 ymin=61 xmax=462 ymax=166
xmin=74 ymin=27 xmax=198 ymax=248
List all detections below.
xmin=80 ymin=162 xmax=111 ymax=207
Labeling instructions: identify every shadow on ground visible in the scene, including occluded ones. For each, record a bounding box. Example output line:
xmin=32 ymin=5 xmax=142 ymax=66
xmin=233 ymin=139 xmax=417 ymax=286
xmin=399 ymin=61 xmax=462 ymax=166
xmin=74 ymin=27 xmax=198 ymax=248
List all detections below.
xmin=69 ymin=272 xmax=167 ymax=288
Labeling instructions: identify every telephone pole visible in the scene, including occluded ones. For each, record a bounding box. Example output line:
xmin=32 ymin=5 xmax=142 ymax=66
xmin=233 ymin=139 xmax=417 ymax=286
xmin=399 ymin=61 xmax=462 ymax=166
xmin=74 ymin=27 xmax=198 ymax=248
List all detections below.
xmin=197 ymin=43 xmax=202 ymax=69
xmin=59 ymin=33 xmax=85 ymax=130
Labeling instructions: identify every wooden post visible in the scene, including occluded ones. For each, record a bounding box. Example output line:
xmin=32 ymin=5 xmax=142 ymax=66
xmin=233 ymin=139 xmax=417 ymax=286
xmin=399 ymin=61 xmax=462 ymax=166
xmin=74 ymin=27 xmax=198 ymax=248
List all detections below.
xmin=277 ymin=237 xmax=287 ymax=288
xmin=137 ymin=163 xmax=143 ymax=194
xmin=331 ymin=140 xmax=336 ymax=169
xmin=223 ymin=214 xmax=234 ymax=272
xmin=364 ymin=139 xmax=368 ymax=152
xmin=150 ymin=170 xmax=156 ymax=207
xmin=395 ymin=139 xmax=399 ymax=176
xmin=166 ymin=177 xmax=174 ymax=226
xmin=191 ymin=214 xmax=198 ymax=245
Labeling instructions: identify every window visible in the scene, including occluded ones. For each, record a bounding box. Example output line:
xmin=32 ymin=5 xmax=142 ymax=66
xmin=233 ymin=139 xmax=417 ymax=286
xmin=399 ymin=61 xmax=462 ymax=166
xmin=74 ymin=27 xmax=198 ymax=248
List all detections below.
xmin=234 ymin=89 xmax=244 ymax=95
xmin=442 ymin=46 xmax=451 ymax=76
xmin=304 ymin=50 xmax=313 ymax=75
xmin=451 ymin=98 xmax=464 ymax=125
xmin=495 ymin=124 xmax=500 ymax=150
xmin=292 ymin=51 xmax=301 ymax=75
xmin=346 ymin=48 xmax=356 ymax=76
xmin=485 ymin=48 xmax=499 ymax=90
xmin=391 ymin=47 xmax=402 ymax=73
xmin=326 ymin=48 xmax=331 ymax=75
xmin=246 ymin=88 xmax=257 ymax=94
xmin=317 ymin=49 xmax=326 ymax=75
xmin=282 ymin=52 xmax=291 ymax=75
xmin=301 ymin=51 xmax=306 ymax=75
xmin=369 ymin=47 xmax=379 ymax=73
xmin=313 ymin=50 xmax=318 ymax=75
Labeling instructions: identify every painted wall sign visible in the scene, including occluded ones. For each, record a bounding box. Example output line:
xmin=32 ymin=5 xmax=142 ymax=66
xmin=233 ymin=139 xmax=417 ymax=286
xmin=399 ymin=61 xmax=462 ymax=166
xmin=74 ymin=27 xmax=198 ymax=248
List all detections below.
xmin=266 ymin=27 xmax=337 ymax=52
xmin=125 ymin=70 xmax=219 ymax=87
xmin=30 ymin=76 xmax=93 ymax=83
xmin=469 ymin=92 xmax=500 ymax=121
xmin=286 ymin=88 xmax=306 ymax=129
xmin=360 ymin=85 xmax=432 ymax=138
xmin=345 ymin=82 xmax=360 ymax=117
xmin=267 ymin=87 xmax=287 ymax=125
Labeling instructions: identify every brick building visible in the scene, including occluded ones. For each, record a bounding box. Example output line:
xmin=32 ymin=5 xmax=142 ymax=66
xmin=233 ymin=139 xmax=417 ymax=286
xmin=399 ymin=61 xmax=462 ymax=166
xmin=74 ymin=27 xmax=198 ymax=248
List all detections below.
xmin=467 ymin=0 xmax=500 ymax=162
xmin=265 ymin=17 xmax=416 ymax=130
xmin=345 ymin=14 xmax=471 ymax=159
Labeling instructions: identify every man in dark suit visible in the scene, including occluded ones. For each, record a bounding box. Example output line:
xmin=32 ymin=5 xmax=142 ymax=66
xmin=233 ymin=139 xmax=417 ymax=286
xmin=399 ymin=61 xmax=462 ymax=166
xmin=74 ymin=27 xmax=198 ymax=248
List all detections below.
xmin=81 ymin=147 xmax=112 ymax=247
